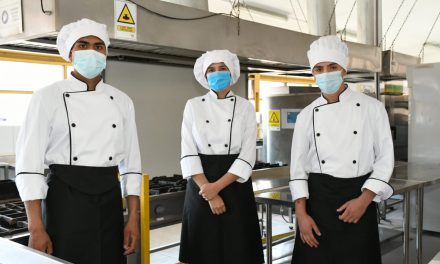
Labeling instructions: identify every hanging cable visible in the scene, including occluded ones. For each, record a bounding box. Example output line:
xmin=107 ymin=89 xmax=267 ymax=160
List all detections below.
xmin=389 ymin=0 xmax=419 ymax=50
xmin=341 ymin=0 xmax=357 ymax=41
xmin=418 ymin=9 xmax=440 ymax=59
xmin=296 ymin=0 xmax=308 ymax=24
xmin=40 ymin=0 xmax=52 ymax=15
xmin=327 ymin=0 xmax=339 ymax=35
xmin=242 ymin=0 xmax=255 ymax=22
xmin=289 ymin=0 xmax=302 ymax=32
xmin=380 ymin=0 xmax=406 ymax=48
xmin=126 ymin=0 xmax=237 ymax=21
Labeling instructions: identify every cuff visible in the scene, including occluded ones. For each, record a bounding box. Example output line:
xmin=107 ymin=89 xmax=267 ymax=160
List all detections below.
xmin=289 ymin=179 xmax=309 ymax=201
xmin=180 ymin=155 xmax=204 ymax=178
xmin=361 ymin=178 xmax=394 ymax=202
xmin=15 ymin=173 xmax=48 ymax=201
xmin=121 ymin=173 xmax=142 ymax=197
xmin=228 ymin=159 xmax=253 ymax=183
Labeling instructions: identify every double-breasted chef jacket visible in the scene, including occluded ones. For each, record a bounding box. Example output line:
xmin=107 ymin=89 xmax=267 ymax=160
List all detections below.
xmin=15 ymin=74 xmax=142 ymax=201
xmin=289 ymin=87 xmax=394 ymax=202
xmin=180 ymin=90 xmax=256 ymax=181
xmin=179 ymin=90 xmax=264 ymax=264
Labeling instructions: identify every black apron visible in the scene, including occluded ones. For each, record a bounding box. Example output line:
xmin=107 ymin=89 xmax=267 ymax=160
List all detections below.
xmin=179 ymin=154 xmax=264 ymax=264
xmin=292 ymin=173 xmax=381 ymax=264
xmin=43 ymin=164 xmax=126 ymax=264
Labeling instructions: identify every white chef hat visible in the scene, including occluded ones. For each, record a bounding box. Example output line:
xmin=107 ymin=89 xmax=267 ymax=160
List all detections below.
xmin=193 ymin=50 xmax=240 ymax=89
xmin=307 ymin=35 xmax=349 ymax=71
xmin=56 ymin=18 xmax=111 ymax=62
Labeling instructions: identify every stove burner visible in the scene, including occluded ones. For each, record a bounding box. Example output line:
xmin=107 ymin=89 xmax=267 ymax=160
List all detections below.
xmin=149 ymin=174 xmax=187 ymax=195
xmin=0 ymin=201 xmax=28 ymax=237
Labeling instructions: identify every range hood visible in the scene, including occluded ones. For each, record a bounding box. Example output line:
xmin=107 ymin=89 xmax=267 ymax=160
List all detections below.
xmin=0 ymin=0 xmax=382 ymax=74
xmin=381 ymin=50 xmax=420 ymax=80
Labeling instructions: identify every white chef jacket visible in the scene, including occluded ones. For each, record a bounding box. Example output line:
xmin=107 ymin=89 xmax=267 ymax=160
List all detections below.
xmin=180 ymin=90 xmax=257 ymax=183
xmin=15 ymin=74 xmax=142 ymax=201
xmin=289 ymin=88 xmax=394 ymax=203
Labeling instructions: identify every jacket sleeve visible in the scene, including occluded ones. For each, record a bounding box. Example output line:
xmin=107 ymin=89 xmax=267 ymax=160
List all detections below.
xmin=118 ymin=99 xmax=142 ymax=197
xmin=15 ymin=92 xmax=50 ymax=201
xmin=180 ymin=101 xmax=204 ymax=178
xmin=228 ymin=102 xmax=257 ymax=183
xmin=289 ymin=111 xmax=312 ymax=201
xmin=361 ymin=103 xmax=394 ymax=202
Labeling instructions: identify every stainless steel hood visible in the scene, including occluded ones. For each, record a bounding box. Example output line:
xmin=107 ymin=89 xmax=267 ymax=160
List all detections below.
xmin=381 ymin=50 xmax=420 ymax=80
xmin=0 ymin=0 xmax=382 ymax=73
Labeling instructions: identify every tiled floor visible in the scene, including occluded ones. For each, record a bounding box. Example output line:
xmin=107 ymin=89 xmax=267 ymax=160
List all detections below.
xmin=150 ymin=204 xmax=440 ymax=264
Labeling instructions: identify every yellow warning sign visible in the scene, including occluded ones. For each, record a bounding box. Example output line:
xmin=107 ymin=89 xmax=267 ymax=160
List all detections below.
xmin=269 ymin=110 xmax=281 ymax=131
xmin=117 ymin=4 xmax=135 ymax=24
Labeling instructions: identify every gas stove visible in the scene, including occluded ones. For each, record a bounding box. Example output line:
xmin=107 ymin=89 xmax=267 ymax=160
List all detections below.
xmin=149 ymin=174 xmax=187 ymax=195
xmin=0 ymin=180 xmax=29 ymax=245
xmin=149 ymin=174 xmax=187 ymax=229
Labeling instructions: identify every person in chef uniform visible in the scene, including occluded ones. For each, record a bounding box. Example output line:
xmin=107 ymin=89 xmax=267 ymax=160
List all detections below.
xmin=14 ymin=18 xmax=141 ymax=264
xmin=179 ymin=50 xmax=264 ymax=264
xmin=289 ymin=36 xmax=394 ymax=264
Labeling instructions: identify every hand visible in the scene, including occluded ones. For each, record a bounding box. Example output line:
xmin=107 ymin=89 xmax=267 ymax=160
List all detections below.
xmin=123 ymin=218 xmax=139 ymax=255
xmin=337 ymin=196 xmax=371 ymax=224
xmin=296 ymin=212 xmax=321 ymax=248
xmin=199 ymin=182 xmax=220 ymax=201
xmin=29 ymin=228 xmax=53 ymax=255
xmin=208 ymin=195 xmax=226 ymax=215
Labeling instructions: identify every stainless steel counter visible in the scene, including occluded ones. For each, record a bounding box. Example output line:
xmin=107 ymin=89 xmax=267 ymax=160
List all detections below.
xmin=0 ymin=237 xmax=71 ymax=264
xmin=252 ymin=163 xmax=440 ymax=264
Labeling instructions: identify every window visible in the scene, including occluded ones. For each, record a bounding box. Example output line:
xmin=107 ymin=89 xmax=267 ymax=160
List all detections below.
xmin=0 ymin=50 xmax=70 ymax=126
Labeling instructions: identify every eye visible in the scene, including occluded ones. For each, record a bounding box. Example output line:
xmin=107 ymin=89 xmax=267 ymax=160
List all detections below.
xmin=78 ymin=43 xmax=87 ymax=49
xmin=95 ymin=44 xmax=105 ymax=50
xmin=206 ymin=68 xmax=215 ymax=73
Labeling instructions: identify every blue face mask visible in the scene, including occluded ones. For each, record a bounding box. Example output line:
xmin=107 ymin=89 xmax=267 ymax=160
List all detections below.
xmin=315 ymin=71 xmax=344 ymax=94
xmin=207 ymin=71 xmax=232 ymax=92
xmin=73 ymin=50 xmax=107 ymax=79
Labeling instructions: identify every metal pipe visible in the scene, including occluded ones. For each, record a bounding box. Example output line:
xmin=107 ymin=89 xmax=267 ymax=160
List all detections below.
xmin=403 ymin=191 xmax=410 ymax=264
xmin=307 ymin=0 xmax=336 ymax=36
xmin=416 ymin=187 xmax=424 ymax=264
xmin=160 ymin=0 xmax=208 ymax=10
xmin=266 ymin=203 xmax=273 ymax=264
xmin=357 ymin=0 xmax=375 ymax=45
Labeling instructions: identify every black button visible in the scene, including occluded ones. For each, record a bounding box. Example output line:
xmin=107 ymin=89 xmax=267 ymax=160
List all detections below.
xmin=224 ymin=144 xmax=228 ymax=147
xmin=228 ymin=119 xmax=231 ymax=122
xmin=353 ymin=160 xmax=357 ymax=164
xmin=316 ymin=133 xmax=320 ymax=137
xmin=230 ymin=98 xmax=234 ymax=102
xmin=73 ymin=157 xmax=78 ymax=161
xmin=206 ymin=120 xmax=209 ymax=123
xmin=112 ymin=124 xmax=116 ymax=128
xmin=321 ymin=160 xmax=325 ymax=164
xmin=71 ymin=123 xmax=76 ymax=127
xmin=109 ymin=156 xmax=113 ymax=161
xmin=202 ymin=98 xmax=205 ymax=102
xmin=356 ymin=103 xmax=360 ymax=107
xmin=315 ymin=108 xmax=319 ymax=112
xmin=208 ymin=144 xmax=211 ymax=147
xmin=354 ymin=131 xmax=358 ymax=134
xmin=65 ymin=94 xmax=70 ymax=97
xmin=110 ymin=96 xmax=114 ymax=100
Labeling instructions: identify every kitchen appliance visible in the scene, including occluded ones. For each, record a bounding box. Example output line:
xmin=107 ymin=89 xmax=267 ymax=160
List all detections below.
xmin=149 ymin=174 xmax=187 ymax=229
xmin=0 ymin=180 xmax=29 ymax=245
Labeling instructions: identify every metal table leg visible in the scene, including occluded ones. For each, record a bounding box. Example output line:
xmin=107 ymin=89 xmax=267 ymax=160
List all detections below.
xmin=266 ymin=203 xmax=272 ymax=264
xmin=403 ymin=191 xmax=411 ymax=264
xmin=416 ymin=187 xmax=424 ymax=264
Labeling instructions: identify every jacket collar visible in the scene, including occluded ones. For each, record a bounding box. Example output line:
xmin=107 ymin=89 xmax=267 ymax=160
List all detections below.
xmin=67 ymin=73 xmax=104 ymax=92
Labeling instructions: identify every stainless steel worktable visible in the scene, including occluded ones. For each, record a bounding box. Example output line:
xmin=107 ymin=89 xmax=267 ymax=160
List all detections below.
xmin=253 ymin=163 xmax=440 ymax=264
xmin=0 ymin=237 xmax=72 ymax=264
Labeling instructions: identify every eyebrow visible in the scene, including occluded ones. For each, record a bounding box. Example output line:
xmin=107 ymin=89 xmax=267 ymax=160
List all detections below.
xmin=76 ymin=41 xmax=105 ymax=46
